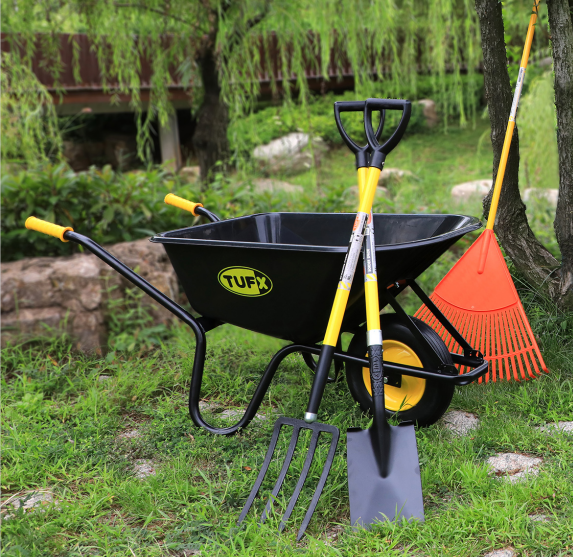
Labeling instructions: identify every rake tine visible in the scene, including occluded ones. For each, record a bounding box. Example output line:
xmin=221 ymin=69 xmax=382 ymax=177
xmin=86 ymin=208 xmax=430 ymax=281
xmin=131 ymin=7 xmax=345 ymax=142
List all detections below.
xmin=237 ymin=418 xmax=286 ymax=526
xmin=278 ymin=429 xmax=320 ymax=532
xmin=260 ymin=423 xmax=302 ymax=523
xmin=296 ymin=426 xmax=339 ymax=541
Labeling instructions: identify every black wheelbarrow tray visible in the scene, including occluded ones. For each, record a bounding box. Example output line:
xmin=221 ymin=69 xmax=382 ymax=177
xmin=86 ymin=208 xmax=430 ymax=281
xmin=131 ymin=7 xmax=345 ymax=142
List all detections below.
xmin=28 ymin=208 xmax=488 ymax=435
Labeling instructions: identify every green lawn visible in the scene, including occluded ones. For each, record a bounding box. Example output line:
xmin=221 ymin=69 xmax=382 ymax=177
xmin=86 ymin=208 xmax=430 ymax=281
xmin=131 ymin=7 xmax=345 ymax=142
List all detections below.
xmin=2 ymin=124 xmax=571 ymax=556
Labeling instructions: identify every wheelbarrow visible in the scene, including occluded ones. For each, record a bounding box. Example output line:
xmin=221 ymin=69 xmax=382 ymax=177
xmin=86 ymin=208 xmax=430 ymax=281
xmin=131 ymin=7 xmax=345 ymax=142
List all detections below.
xmin=25 ymin=102 xmax=489 ymax=539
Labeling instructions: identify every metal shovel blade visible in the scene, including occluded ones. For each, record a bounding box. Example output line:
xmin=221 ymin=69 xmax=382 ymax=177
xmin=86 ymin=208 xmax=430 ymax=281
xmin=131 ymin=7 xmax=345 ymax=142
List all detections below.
xmin=238 ymin=416 xmax=339 ymax=541
xmin=347 ymin=424 xmax=424 ymax=528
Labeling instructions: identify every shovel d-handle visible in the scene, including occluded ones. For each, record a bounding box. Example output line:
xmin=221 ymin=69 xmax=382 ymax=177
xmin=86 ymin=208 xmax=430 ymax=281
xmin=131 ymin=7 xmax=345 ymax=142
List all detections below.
xmin=334 ymin=101 xmax=385 ymax=169
xmin=364 ymin=98 xmax=412 ymax=170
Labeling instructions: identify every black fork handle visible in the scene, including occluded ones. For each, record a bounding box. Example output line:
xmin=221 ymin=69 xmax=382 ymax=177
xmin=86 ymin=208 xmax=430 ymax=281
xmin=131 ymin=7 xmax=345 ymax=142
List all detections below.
xmin=364 ymin=98 xmax=412 ymax=169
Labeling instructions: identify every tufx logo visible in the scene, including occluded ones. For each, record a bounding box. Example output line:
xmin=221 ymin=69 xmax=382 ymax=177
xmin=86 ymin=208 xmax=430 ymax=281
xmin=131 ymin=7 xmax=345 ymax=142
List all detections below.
xmin=217 ymin=266 xmax=273 ymax=297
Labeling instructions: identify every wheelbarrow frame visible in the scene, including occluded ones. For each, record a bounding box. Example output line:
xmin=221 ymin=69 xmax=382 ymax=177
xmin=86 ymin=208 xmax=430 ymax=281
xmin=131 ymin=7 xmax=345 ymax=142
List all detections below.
xmin=63 ymin=217 xmax=488 ymax=437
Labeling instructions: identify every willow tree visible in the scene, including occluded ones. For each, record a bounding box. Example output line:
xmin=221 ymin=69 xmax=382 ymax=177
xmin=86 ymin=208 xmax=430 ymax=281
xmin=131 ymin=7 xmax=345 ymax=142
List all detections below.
xmin=2 ymin=0 xmax=485 ymax=179
xmin=475 ymin=0 xmax=573 ymax=310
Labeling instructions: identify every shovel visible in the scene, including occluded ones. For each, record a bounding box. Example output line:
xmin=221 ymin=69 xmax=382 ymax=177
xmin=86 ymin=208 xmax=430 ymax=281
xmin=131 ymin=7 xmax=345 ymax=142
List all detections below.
xmin=338 ymin=98 xmax=425 ymax=528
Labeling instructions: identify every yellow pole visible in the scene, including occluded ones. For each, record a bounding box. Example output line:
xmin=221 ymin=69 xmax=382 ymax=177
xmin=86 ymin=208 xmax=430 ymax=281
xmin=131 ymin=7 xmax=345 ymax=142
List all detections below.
xmin=486 ymin=0 xmax=539 ymax=230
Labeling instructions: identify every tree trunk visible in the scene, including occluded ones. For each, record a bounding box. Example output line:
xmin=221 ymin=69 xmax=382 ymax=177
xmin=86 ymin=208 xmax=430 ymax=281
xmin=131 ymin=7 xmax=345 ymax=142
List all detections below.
xmin=192 ymin=46 xmax=230 ymax=183
xmin=475 ymin=0 xmax=560 ymax=296
xmin=547 ymin=0 xmax=573 ymax=310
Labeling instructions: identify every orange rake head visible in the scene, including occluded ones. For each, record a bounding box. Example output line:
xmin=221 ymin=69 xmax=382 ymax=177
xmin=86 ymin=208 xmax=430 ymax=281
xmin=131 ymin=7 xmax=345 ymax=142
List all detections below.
xmin=415 ymin=229 xmax=548 ymax=383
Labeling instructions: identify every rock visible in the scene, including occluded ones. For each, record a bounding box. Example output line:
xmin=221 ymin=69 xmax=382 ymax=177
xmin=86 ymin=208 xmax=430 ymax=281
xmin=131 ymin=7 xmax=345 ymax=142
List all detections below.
xmin=133 ymin=460 xmax=156 ymax=479
xmin=2 ymin=491 xmax=59 ymax=520
xmin=63 ymin=141 xmax=91 ymax=172
xmin=350 ymin=185 xmax=391 ymax=200
xmin=103 ymin=134 xmax=137 ymax=170
xmin=253 ymin=179 xmax=304 ymax=195
xmin=378 ymin=167 xmax=415 ymax=186
xmin=180 ymin=166 xmax=201 ymax=181
xmin=536 ymin=56 xmax=553 ymax=67
xmin=117 ymin=429 xmax=142 ymax=440
xmin=537 ymin=421 xmax=573 ymax=434
xmin=443 ymin=411 xmax=479 ymax=436
xmin=98 ymin=375 xmax=112 ymax=382
xmin=484 ymin=549 xmax=515 ymax=557
xmin=529 ymin=514 xmax=551 ymax=522
xmin=451 ymin=179 xmax=492 ymax=201
xmin=253 ymin=133 xmax=327 ymax=175
xmin=417 ymin=99 xmax=439 ymax=127
xmin=487 ymin=453 xmax=542 ymax=482
xmin=523 ymin=188 xmax=559 ymax=207
xmin=1 ymin=238 xmax=178 ymax=351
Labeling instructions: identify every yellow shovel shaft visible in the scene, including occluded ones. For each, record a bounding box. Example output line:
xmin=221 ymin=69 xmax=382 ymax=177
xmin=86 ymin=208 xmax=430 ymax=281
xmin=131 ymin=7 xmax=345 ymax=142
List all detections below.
xmin=357 ymin=168 xmax=381 ymax=332
xmin=486 ymin=0 xmax=539 ymax=231
xmin=322 ymin=165 xmax=382 ymax=347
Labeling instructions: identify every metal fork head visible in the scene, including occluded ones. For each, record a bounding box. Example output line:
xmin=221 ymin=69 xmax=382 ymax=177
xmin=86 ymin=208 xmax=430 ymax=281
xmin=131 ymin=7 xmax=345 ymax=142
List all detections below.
xmin=237 ymin=416 xmax=340 ymax=541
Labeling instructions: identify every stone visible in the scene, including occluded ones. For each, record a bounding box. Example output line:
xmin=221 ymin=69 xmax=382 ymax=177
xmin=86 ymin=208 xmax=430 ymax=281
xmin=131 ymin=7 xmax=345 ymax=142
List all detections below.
xmin=179 ymin=166 xmax=201 ymax=181
xmin=417 ymin=99 xmax=439 ymax=127
xmin=253 ymin=133 xmax=327 ymax=175
xmin=253 ymin=179 xmax=304 ymax=195
xmin=537 ymin=421 xmax=573 ymax=434
xmin=378 ymin=167 xmax=415 ymax=186
xmin=350 ymin=185 xmax=391 ymax=200
xmin=487 ymin=453 xmax=542 ymax=482
xmin=451 ymin=179 xmax=492 ymax=201
xmin=2 ymin=491 xmax=59 ymax=520
xmin=529 ymin=514 xmax=551 ymax=522
xmin=133 ymin=460 xmax=156 ymax=479
xmin=98 ymin=375 xmax=112 ymax=382
xmin=443 ymin=411 xmax=479 ymax=436
xmin=523 ymin=188 xmax=559 ymax=207
xmin=103 ymin=134 xmax=137 ymax=170
xmin=117 ymin=428 xmax=142 ymax=440
xmin=1 ymin=238 xmax=179 ymax=351
xmin=63 ymin=141 xmax=91 ymax=172
xmin=483 ymin=549 xmax=515 ymax=557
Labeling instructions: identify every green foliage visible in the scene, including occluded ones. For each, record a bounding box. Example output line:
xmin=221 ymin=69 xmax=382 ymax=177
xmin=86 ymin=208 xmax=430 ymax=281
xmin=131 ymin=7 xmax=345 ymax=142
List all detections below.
xmin=1 ymin=161 xmax=359 ymax=262
xmin=230 ymin=74 xmax=484 ymax=158
xmin=518 ymin=71 xmax=559 ymax=190
xmin=2 ymin=0 xmax=487 ymax=166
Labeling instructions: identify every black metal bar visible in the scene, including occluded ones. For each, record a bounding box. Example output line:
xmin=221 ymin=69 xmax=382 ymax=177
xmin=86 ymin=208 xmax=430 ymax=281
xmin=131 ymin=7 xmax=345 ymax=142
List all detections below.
xmin=407 ymin=279 xmax=476 ymax=355
xmin=195 ymin=206 xmax=220 ymax=222
xmin=379 ymin=288 xmax=447 ymax=370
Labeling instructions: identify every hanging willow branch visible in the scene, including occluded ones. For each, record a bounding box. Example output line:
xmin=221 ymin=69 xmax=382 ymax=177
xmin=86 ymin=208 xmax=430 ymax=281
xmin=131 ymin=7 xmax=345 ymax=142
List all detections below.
xmin=0 ymin=0 xmax=533 ymax=166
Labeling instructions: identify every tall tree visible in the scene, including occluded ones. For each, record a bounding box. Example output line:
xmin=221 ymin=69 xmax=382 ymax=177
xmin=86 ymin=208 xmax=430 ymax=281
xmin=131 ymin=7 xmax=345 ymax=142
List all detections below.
xmin=474 ymin=0 xmax=573 ymax=309
xmin=2 ymin=0 xmax=483 ymax=180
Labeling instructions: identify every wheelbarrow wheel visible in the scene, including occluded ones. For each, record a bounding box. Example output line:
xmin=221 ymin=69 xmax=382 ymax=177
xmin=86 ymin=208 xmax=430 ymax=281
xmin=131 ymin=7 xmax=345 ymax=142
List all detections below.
xmin=345 ymin=314 xmax=455 ymax=427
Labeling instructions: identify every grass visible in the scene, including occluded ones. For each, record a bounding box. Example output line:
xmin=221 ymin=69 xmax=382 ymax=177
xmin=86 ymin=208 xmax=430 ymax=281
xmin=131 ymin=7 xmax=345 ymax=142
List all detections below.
xmin=2 ymin=305 xmax=572 ymax=556
xmin=2 ymin=123 xmax=570 ymax=556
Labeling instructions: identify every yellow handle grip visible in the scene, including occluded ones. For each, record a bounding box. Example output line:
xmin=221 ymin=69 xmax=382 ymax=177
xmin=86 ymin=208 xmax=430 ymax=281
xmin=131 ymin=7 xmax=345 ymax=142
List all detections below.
xmin=164 ymin=193 xmax=203 ymax=216
xmin=25 ymin=216 xmax=73 ymax=242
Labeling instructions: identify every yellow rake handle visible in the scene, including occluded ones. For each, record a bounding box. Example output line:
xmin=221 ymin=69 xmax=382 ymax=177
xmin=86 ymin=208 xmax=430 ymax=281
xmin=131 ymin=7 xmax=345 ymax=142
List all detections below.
xmin=486 ymin=0 xmax=539 ymax=231
xmin=164 ymin=193 xmax=204 ymax=216
xmin=25 ymin=216 xmax=73 ymax=242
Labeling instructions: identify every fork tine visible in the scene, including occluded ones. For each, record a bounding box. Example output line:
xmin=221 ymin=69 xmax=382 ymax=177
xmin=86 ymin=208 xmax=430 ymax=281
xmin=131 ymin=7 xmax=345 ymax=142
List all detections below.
xmin=260 ymin=423 xmax=301 ymax=523
xmin=296 ymin=426 xmax=339 ymax=541
xmin=237 ymin=417 xmax=285 ymax=525
xmin=278 ymin=429 xmax=320 ymax=532
xmin=238 ymin=417 xmax=339 ymax=540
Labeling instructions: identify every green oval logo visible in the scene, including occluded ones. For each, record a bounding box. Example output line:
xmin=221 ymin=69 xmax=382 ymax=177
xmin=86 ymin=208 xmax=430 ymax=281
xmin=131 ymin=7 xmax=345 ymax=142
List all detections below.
xmin=218 ymin=266 xmax=273 ymax=297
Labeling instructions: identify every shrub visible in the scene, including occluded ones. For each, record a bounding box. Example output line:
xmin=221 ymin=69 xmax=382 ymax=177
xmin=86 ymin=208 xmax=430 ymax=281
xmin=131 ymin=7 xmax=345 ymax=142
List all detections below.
xmin=2 ymin=163 xmax=356 ymax=262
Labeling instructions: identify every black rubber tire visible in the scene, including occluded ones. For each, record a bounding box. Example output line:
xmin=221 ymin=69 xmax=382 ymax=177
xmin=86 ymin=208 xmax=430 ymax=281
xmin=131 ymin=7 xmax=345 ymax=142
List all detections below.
xmin=345 ymin=314 xmax=455 ymax=427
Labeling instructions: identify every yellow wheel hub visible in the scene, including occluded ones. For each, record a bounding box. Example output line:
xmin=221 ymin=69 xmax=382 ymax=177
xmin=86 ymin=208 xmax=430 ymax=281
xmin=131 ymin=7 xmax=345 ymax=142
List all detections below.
xmin=362 ymin=339 xmax=426 ymax=412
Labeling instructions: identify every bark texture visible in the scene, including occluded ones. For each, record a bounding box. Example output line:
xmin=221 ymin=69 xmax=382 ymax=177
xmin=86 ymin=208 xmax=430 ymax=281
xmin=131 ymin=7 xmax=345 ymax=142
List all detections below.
xmin=193 ymin=44 xmax=230 ymax=182
xmin=475 ymin=0 xmax=560 ymax=297
xmin=547 ymin=0 xmax=573 ymax=310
